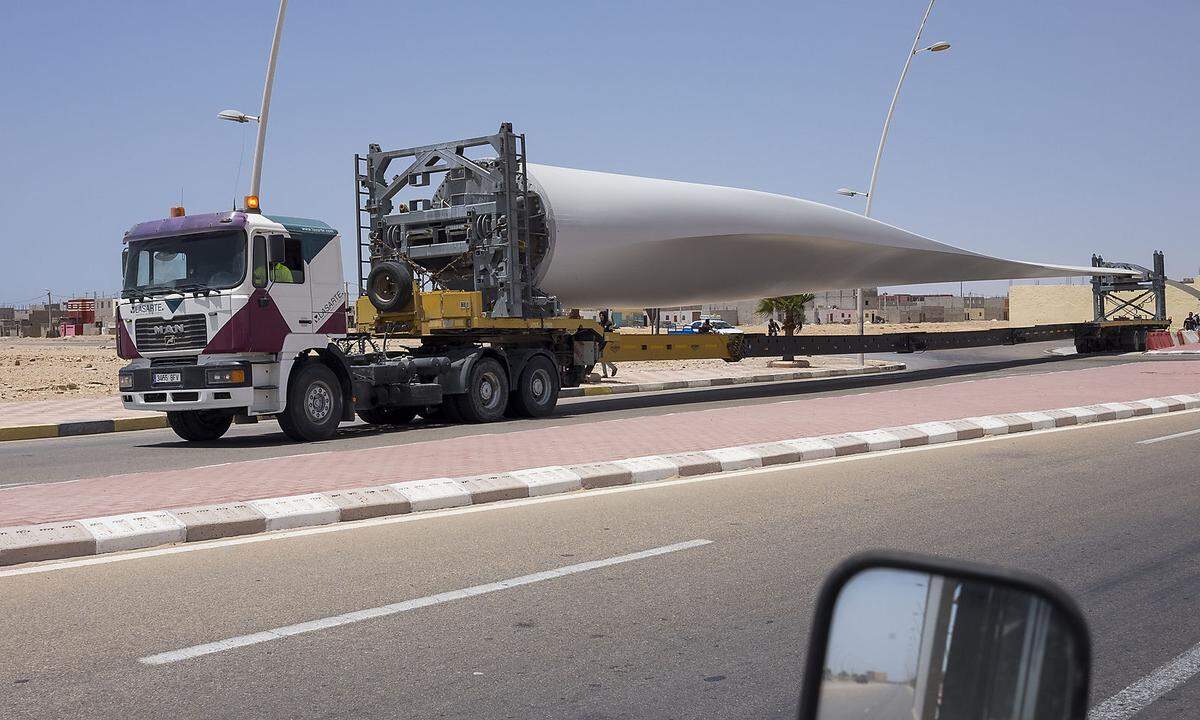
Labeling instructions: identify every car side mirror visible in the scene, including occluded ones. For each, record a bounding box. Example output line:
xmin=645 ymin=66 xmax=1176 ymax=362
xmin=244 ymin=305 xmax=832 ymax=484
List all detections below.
xmin=798 ymin=552 xmax=1091 ymax=720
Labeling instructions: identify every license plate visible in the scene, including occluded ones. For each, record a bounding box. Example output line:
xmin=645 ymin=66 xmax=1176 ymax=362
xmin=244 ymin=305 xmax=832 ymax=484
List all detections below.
xmin=153 ymin=372 xmax=182 ymax=384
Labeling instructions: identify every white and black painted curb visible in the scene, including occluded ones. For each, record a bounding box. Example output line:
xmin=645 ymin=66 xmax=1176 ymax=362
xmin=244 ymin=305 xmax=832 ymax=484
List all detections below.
xmin=560 ymin=362 xmax=906 ymax=397
xmin=3 ymin=393 xmax=1196 ymax=566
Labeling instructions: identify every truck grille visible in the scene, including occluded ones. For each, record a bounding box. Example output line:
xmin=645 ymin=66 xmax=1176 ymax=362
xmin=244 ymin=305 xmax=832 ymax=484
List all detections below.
xmin=135 ymin=314 xmax=207 ymax=351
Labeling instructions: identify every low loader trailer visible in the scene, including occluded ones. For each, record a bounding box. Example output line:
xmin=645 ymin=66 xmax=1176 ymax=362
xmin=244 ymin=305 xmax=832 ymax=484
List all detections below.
xmin=116 ymin=124 xmax=1167 ymax=442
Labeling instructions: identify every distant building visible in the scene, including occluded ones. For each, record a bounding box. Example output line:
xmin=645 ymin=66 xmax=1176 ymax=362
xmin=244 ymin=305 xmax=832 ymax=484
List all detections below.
xmin=806 ymin=288 xmax=878 ymax=324
xmin=878 ymin=292 xmax=1008 ymax=324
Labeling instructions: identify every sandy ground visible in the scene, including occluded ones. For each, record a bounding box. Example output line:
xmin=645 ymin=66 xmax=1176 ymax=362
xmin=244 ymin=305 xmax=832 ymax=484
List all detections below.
xmin=0 ymin=336 xmax=124 ymax=401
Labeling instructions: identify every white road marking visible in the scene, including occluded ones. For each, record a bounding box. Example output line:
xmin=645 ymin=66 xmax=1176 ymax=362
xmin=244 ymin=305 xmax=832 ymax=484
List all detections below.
xmin=1089 ymin=640 xmax=1200 ymax=720
xmin=2 ymin=408 xmax=1197 ymax=579
xmin=1136 ymin=427 xmax=1200 ymax=445
xmin=137 ymin=538 xmax=712 ymax=665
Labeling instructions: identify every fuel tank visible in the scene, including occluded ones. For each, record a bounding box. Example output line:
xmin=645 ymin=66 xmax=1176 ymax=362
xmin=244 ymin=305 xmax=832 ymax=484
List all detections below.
xmin=525 ymin=164 xmax=1108 ymax=308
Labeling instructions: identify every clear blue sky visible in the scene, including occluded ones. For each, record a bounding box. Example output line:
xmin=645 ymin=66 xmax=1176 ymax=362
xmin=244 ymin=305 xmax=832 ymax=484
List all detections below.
xmin=1 ymin=1 xmax=1196 ymax=305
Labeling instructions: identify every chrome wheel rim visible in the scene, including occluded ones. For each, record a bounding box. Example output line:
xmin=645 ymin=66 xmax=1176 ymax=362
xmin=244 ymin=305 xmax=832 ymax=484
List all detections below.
xmin=479 ymin=370 xmax=502 ymax=410
xmin=529 ymin=368 xmax=550 ymax=404
xmin=306 ymin=380 xmax=334 ymax=422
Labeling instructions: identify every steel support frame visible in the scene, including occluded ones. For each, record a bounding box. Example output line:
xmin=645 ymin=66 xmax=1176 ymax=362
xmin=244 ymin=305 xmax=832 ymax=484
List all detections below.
xmin=1090 ymin=251 xmax=1167 ymax=323
xmin=358 ymin=123 xmax=533 ymax=318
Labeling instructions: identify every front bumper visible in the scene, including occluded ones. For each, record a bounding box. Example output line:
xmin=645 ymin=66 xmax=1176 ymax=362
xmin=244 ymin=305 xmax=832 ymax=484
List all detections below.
xmin=119 ymin=362 xmax=253 ymax=411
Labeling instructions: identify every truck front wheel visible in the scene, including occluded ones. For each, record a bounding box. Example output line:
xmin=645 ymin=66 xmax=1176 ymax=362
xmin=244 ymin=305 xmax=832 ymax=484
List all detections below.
xmin=278 ymin=362 xmax=344 ymax=442
xmin=452 ymin=357 xmax=509 ymax=423
xmin=166 ymin=410 xmax=232 ymax=442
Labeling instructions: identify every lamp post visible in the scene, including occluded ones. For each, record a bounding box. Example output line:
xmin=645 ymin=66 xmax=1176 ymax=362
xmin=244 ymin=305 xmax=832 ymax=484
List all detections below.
xmin=842 ymin=0 xmax=950 ymax=365
xmin=217 ymin=0 xmax=288 ymax=208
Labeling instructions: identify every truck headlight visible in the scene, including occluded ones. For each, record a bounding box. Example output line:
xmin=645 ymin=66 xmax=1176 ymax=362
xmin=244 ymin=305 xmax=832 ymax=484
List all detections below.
xmin=119 ymin=373 xmax=133 ymax=389
xmin=205 ymin=368 xmax=246 ymax=385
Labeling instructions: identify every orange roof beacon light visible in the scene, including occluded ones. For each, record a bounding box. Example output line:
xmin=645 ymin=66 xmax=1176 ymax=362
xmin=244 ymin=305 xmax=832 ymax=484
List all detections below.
xmin=244 ymin=195 xmax=261 ymax=212
xmin=169 ymin=206 xmax=186 ymax=218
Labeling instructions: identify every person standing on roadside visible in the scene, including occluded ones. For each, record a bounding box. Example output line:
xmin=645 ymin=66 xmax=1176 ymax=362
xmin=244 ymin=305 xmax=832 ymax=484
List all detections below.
xmin=599 ymin=309 xmax=618 ymax=378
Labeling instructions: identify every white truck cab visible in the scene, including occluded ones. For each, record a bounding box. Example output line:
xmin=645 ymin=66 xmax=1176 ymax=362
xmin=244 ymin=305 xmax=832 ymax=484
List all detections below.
xmin=117 ymin=208 xmax=353 ymax=441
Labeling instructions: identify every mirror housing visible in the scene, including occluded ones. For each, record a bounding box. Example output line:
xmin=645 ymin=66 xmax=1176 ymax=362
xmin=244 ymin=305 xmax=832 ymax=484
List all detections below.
xmin=797 ymin=551 xmax=1091 ymax=720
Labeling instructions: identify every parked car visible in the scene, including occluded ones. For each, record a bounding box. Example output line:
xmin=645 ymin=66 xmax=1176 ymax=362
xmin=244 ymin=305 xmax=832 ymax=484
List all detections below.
xmin=688 ymin=319 xmax=743 ymax=335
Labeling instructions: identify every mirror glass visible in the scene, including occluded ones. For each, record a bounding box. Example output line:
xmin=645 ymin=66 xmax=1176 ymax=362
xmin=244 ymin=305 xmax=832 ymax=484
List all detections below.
xmin=816 ymin=568 xmax=1084 ymax=720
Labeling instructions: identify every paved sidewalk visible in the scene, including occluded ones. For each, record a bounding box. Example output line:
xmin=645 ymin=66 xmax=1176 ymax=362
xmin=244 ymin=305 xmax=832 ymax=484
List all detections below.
xmin=1149 ymin=342 xmax=1200 ymax=355
xmin=0 ymin=397 xmax=164 ymax=440
xmin=564 ymin=360 xmax=902 ymax=396
xmin=1 ymin=360 xmax=1196 ymax=527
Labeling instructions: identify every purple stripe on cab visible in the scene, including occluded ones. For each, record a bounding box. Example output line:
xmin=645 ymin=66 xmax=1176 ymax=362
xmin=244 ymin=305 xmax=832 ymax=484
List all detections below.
xmin=125 ymin=212 xmax=247 ymax=241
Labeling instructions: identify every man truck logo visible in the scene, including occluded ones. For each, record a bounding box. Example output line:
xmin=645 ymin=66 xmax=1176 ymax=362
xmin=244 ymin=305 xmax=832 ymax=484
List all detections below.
xmin=152 ymin=323 xmax=186 ymax=343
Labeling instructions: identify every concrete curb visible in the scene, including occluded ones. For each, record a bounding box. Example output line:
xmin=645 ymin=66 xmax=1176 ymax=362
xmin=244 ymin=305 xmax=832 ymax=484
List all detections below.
xmin=3 ymin=391 xmax=1196 ymax=567
xmin=560 ymin=361 xmax=907 ymax=397
xmin=0 ymin=362 xmax=906 ymax=443
xmin=0 ymin=415 xmax=169 ymax=443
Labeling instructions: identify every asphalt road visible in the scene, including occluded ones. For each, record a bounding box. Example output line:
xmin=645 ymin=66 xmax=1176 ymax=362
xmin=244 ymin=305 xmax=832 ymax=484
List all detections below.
xmin=0 ymin=342 xmax=1156 ymax=486
xmin=4 ymin=407 xmax=1200 ymax=719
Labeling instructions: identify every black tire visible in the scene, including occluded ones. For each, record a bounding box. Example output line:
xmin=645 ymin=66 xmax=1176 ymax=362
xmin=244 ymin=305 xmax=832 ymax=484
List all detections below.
xmin=357 ymin=405 xmax=418 ymax=425
xmin=509 ymin=356 xmax=560 ymax=418
xmin=166 ymin=410 xmax=232 ymax=442
xmin=366 ymin=261 xmax=414 ymax=312
xmin=452 ymin=357 xmax=509 ymax=423
xmin=278 ymin=362 xmax=344 ymax=442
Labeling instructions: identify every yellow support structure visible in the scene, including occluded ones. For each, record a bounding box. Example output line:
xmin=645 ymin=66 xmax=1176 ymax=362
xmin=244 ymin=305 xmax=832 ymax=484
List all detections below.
xmin=602 ymin=332 xmax=733 ymax=362
xmin=355 ymin=288 xmax=733 ymax=362
xmin=355 ymin=288 xmax=607 ymax=337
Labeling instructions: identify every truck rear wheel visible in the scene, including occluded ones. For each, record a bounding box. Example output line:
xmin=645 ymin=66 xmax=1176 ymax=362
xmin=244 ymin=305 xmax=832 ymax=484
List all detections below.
xmin=278 ymin=362 xmax=344 ymax=442
xmin=452 ymin=357 xmax=509 ymax=423
xmin=166 ymin=410 xmax=232 ymax=442
xmin=357 ymin=405 xmax=418 ymax=425
xmin=510 ymin=356 xmax=560 ymax=418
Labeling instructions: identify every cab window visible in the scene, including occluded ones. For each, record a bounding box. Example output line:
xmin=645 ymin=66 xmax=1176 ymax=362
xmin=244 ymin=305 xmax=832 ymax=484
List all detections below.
xmin=252 ymin=236 xmax=268 ymax=288
xmin=268 ymin=235 xmax=305 ymax=284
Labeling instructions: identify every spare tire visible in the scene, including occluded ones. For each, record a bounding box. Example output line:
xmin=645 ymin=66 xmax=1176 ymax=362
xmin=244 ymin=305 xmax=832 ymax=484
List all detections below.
xmin=366 ymin=261 xmax=414 ymax=312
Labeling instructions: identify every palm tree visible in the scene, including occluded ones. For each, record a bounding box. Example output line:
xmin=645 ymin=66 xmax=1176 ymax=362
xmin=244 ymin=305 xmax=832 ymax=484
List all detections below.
xmin=757 ymin=293 xmax=816 ymax=361
xmin=756 ymin=293 xmax=816 ymax=336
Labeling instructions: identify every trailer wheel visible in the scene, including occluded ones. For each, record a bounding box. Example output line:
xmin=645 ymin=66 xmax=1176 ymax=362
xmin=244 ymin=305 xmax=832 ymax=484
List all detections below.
xmin=166 ymin=410 xmax=232 ymax=442
xmin=452 ymin=357 xmax=509 ymax=423
xmin=357 ymin=405 xmax=418 ymax=425
xmin=510 ymin=356 xmax=560 ymax=418
xmin=278 ymin=363 xmax=344 ymax=441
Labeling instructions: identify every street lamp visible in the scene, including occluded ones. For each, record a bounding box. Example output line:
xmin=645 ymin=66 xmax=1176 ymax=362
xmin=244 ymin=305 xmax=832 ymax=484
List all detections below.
xmin=217 ymin=109 xmax=259 ymax=124
xmin=847 ymin=0 xmax=951 ymax=365
xmin=217 ymin=0 xmax=288 ymax=209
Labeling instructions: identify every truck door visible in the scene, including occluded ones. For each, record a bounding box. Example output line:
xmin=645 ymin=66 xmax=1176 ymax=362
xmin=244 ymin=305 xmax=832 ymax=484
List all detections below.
xmin=266 ymin=233 xmax=314 ymax=334
xmin=304 ymin=233 xmax=347 ymax=336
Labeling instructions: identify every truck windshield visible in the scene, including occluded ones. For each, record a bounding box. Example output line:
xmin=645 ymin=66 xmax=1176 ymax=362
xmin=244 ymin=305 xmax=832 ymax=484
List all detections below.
xmin=123 ymin=230 xmax=246 ymax=295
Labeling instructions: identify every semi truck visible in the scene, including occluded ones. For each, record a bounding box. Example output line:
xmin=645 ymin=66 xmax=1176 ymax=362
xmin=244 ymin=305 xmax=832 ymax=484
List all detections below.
xmin=116 ymin=124 xmax=1167 ymax=443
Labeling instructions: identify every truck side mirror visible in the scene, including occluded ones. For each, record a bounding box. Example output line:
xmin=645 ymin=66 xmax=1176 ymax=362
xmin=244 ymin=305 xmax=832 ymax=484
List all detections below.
xmin=797 ymin=552 xmax=1091 ymax=720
